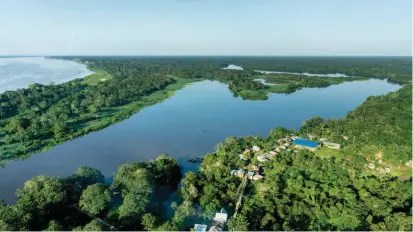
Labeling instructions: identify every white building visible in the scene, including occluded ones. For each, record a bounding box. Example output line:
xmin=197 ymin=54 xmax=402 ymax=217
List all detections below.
xmin=257 ymin=155 xmax=269 ymax=162
xmin=252 ymin=174 xmax=264 ymax=180
xmin=209 ymin=208 xmax=228 ymax=232
xmin=269 ymin=151 xmax=277 ymax=156
xmin=252 ymin=146 xmax=261 ymax=152
xmin=323 ymin=141 xmax=341 ymax=149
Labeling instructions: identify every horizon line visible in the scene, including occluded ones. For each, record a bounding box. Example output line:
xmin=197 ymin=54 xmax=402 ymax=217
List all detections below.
xmin=1 ymin=54 xmax=412 ymax=58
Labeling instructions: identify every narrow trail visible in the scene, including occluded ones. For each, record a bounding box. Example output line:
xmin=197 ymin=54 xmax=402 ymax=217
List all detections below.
xmin=233 ymin=162 xmax=252 ymax=218
xmin=233 ymin=175 xmax=249 ymax=218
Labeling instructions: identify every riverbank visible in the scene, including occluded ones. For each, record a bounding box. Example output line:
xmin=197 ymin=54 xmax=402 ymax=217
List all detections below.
xmin=224 ymin=70 xmax=371 ymax=100
xmin=1 ymin=83 xmax=410 ymax=230
xmin=0 ymin=57 xmax=94 ymax=93
xmin=0 ymin=78 xmax=402 ymax=204
xmin=0 ymin=57 xmax=409 ymax=163
xmin=245 ymin=73 xmax=370 ymax=99
xmin=0 ymin=72 xmax=203 ymax=164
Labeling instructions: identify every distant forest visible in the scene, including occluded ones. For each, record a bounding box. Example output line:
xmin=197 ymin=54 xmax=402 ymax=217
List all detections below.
xmin=57 ymin=56 xmax=413 ymax=83
xmin=0 ymin=56 xmax=411 ymax=162
xmin=0 ymin=84 xmax=411 ymax=231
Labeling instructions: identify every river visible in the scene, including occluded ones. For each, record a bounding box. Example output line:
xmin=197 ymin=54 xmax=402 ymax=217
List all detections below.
xmin=0 ymin=78 xmax=401 ymax=204
xmin=0 ymin=57 xmax=94 ymax=93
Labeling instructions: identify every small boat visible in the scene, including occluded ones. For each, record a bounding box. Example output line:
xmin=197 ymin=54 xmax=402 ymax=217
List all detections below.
xmin=188 ymin=158 xmax=203 ymax=163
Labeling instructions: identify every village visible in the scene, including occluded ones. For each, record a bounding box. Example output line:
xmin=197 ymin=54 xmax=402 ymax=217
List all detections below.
xmin=228 ymin=134 xmax=342 ymax=183
xmin=193 ymin=134 xmax=342 ymax=232
xmin=193 ymin=132 xmax=413 ymax=231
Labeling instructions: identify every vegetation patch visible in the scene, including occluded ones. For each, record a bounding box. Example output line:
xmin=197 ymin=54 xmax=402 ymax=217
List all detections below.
xmin=82 ymin=69 xmax=113 ymax=85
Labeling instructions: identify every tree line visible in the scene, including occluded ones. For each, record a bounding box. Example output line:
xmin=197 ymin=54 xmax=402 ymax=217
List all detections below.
xmin=178 ymin=131 xmax=412 ymax=231
xmin=300 ymin=84 xmax=412 ymax=164
xmin=0 ymin=155 xmax=182 ymax=231
xmin=0 ymin=83 xmax=411 ymax=231
xmin=1 ymin=56 xmax=410 ymax=162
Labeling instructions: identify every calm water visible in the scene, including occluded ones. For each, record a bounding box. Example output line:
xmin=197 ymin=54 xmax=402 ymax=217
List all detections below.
xmin=255 ymin=70 xmax=349 ymax=77
xmin=221 ymin=64 xmax=349 ymax=77
xmin=0 ymin=57 xmax=94 ymax=93
xmin=0 ymin=79 xmax=401 ymax=203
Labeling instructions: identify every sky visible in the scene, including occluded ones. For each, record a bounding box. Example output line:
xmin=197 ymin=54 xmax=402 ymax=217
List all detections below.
xmin=0 ymin=0 xmax=411 ymax=56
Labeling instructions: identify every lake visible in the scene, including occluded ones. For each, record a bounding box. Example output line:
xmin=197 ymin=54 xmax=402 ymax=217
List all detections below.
xmin=222 ymin=64 xmax=349 ymax=77
xmin=0 ymin=79 xmax=401 ymax=204
xmin=0 ymin=57 xmax=94 ymax=93
xmin=255 ymin=70 xmax=349 ymax=77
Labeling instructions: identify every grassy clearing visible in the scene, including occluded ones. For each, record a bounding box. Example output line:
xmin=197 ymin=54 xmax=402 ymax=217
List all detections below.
xmin=314 ymin=147 xmax=342 ymax=159
xmin=314 ymin=146 xmax=412 ymax=178
xmin=237 ymin=89 xmax=268 ymax=100
xmin=266 ymin=84 xmax=290 ymax=93
xmin=82 ymin=69 xmax=113 ymax=85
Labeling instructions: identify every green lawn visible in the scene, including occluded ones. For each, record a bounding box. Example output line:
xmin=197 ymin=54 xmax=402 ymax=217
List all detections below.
xmin=237 ymin=89 xmax=268 ymax=100
xmin=266 ymin=84 xmax=290 ymax=93
xmin=314 ymin=147 xmax=342 ymax=159
xmin=82 ymin=69 xmax=113 ymax=85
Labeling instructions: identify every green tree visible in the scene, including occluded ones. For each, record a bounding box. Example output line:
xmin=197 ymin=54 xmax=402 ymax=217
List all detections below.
xmin=141 ymin=213 xmax=157 ymax=231
xmin=301 ymin=116 xmax=324 ymax=132
xmin=68 ymin=166 xmax=105 ymax=201
xmin=268 ymin=127 xmax=290 ymax=140
xmin=119 ymin=192 xmax=149 ymax=219
xmin=43 ymin=220 xmax=64 ymax=231
xmin=72 ymin=166 xmax=105 ymax=186
xmin=171 ymin=201 xmax=197 ymax=230
xmin=150 ymin=154 xmax=182 ymax=185
xmin=155 ymin=221 xmax=179 ymax=231
xmin=0 ymin=201 xmax=31 ymax=231
xmin=79 ymin=184 xmax=110 ymax=216
xmin=113 ymin=164 xmax=153 ymax=194
xmin=74 ymin=219 xmax=108 ymax=231
xmin=181 ymin=172 xmax=199 ymax=201
xmin=227 ymin=215 xmax=249 ymax=231
xmin=16 ymin=175 xmax=66 ymax=210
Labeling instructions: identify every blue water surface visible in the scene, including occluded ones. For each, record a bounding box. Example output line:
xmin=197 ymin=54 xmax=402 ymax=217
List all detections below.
xmin=0 ymin=79 xmax=401 ymax=203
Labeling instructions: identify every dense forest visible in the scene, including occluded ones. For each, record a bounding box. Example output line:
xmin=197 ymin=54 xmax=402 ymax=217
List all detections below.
xmin=0 ymin=61 xmax=178 ymax=162
xmin=258 ymin=72 xmax=367 ymax=94
xmin=0 ymin=155 xmax=182 ymax=231
xmin=0 ymin=56 xmax=411 ymax=163
xmin=300 ymin=84 xmax=412 ymax=165
xmin=164 ymin=84 xmax=412 ymax=231
xmin=62 ymin=56 xmax=413 ymax=83
xmin=179 ymin=135 xmax=411 ymax=231
xmin=0 ymin=58 xmax=267 ymax=161
xmin=1 ymin=83 xmax=411 ymax=231
xmin=235 ymin=56 xmax=412 ymax=83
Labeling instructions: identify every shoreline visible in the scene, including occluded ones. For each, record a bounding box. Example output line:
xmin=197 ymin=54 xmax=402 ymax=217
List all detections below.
xmin=0 ymin=57 xmax=94 ymax=94
xmin=0 ymin=57 xmax=407 ymax=164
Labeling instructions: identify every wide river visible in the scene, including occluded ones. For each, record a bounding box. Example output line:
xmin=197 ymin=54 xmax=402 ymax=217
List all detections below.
xmin=0 ymin=57 xmax=93 ymax=93
xmin=0 ymin=76 xmax=401 ymax=203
